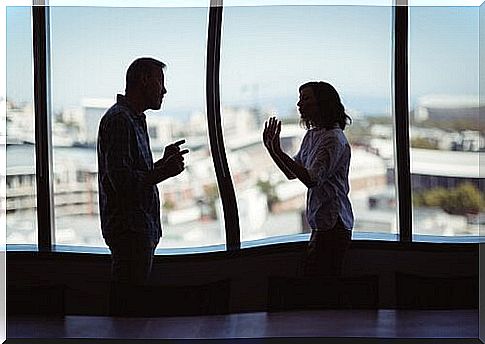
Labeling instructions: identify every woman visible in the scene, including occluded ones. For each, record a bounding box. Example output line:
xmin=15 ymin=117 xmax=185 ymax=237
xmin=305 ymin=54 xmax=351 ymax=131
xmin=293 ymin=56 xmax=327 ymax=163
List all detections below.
xmin=263 ymin=81 xmax=354 ymax=277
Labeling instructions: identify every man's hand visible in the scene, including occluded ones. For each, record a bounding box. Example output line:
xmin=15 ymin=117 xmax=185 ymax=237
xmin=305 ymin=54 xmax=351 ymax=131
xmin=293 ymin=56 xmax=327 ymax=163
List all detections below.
xmin=156 ymin=139 xmax=186 ymax=169
xmin=158 ymin=149 xmax=189 ymax=179
xmin=263 ymin=116 xmax=282 ymax=155
xmin=148 ymin=140 xmax=189 ymax=184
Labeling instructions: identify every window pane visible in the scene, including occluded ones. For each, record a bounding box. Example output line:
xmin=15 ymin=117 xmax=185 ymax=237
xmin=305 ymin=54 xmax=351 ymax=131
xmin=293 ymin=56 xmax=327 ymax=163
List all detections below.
xmin=409 ymin=7 xmax=482 ymax=238
xmin=50 ymin=6 xmax=225 ymax=249
xmin=221 ymin=5 xmax=396 ymax=242
xmin=6 ymin=6 xmax=38 ymax=245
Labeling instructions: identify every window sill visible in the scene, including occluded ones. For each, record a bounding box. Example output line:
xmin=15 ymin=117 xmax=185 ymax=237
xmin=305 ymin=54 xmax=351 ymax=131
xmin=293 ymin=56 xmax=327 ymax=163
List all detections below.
xmin=6 ymin=232 xmax=483 ymax=254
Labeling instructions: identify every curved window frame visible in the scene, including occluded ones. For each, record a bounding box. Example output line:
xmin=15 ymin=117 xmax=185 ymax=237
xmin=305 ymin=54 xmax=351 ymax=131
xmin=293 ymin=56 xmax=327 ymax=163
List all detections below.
xmin=14 ymin=1 xmax=483 ymax=255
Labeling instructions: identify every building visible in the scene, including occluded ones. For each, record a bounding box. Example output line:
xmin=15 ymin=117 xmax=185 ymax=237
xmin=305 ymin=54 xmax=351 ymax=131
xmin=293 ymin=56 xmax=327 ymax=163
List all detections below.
xmin=414 ymin=94 xmax=482 ymax=123
xmin=81 ymin=98 xmax=114 ymax=144
xmin=6 ymin=101 xmax=35 ymax=144
xmin=410 ymin=148 xmax=483 ymax=192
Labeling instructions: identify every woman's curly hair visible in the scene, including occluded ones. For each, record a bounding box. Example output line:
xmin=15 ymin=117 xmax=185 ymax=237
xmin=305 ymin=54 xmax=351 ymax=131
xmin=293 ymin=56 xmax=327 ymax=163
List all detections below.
xmin=299 ymin=81 xmax=352 ymax=130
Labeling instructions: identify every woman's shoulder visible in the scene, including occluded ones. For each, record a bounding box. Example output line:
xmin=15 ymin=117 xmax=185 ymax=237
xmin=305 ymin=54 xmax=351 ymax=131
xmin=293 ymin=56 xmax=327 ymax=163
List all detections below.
xmin=320 ymin=127 xmax=342 ymax=138
xmin=316 ymin=127 xmax=350 ymax=146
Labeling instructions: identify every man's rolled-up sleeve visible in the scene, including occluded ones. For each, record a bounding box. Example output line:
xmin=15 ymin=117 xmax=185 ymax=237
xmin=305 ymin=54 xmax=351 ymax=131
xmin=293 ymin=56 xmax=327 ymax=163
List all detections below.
xmin=307 ymin=135 xmax=345 ymax=187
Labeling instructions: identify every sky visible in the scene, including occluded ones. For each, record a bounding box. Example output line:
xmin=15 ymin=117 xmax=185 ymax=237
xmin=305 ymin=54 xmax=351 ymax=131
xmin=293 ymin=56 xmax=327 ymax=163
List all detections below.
xmin=6 ymin=4 xmax=481 ymax=119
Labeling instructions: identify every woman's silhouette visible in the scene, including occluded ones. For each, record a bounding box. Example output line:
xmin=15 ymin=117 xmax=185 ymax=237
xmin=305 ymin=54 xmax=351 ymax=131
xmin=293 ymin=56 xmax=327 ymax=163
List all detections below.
xmin=263 ymin=81 xmax=354 ymax=277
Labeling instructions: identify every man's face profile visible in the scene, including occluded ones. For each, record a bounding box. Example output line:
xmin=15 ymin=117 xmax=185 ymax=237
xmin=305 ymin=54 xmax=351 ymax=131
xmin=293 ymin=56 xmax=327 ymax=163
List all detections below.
xmin=144 ymin=68 xmax=166 ymax=110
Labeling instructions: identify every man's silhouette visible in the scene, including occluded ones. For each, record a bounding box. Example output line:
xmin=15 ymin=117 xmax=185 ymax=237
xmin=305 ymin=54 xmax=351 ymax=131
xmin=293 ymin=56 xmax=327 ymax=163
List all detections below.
xmin=97 ymin=57 xmax=188 ymax=315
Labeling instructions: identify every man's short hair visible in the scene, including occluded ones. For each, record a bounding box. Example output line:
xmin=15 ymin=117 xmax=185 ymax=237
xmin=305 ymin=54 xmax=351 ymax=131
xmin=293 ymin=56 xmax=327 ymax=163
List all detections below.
xmin=125 ymin=57 xmax=166 ymax=90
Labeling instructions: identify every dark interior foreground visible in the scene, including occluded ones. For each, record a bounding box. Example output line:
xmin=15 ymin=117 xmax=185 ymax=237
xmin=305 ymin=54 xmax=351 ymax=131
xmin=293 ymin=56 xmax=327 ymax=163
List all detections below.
xmin=7 ymin=240 xmax=479 ymax=340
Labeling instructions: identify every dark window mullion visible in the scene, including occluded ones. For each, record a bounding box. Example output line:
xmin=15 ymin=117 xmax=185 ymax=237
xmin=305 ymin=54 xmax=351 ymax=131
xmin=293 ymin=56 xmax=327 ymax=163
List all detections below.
xmin=393 ymin=2 xmax=412 ymax=243
xmin=32 ymin=5 xmax=55 ymax=251
xmin=206 ymin=1 xmax=241 ymax=251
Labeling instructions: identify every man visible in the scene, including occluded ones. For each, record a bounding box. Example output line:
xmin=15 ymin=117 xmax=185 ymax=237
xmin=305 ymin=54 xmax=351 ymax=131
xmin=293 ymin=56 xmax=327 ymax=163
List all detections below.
xmin=97 ymin=57 xmax=188 ymax=315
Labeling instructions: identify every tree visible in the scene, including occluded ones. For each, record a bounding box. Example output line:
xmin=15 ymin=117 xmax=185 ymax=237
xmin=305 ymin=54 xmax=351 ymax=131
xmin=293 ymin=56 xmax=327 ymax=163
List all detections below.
xmin=414 ymin=182 xmax=484 ymax=215
xmin=203 ymin=184 xmax=219 ymax=219
xmin=163 ymin=198 xmax=175 ymax=211
xmin=442 ymin=182 xmax=483 ymax=215
xmin=410 ymin=137 xmax=439 ymax=150
xmin=413 ymin=187 xmax=448 ymax=207
xmin=256 ymin=178 xmax=279 ymax=211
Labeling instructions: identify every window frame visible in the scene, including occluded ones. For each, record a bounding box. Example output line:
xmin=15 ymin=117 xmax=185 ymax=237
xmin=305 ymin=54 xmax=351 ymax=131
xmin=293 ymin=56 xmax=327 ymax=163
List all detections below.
xmin=393 ymin=3 xmax=412 ymax=242
xmin=25 ymin=1 xmax=480 ymax=254
xmin=32 ymin=5 xmax=55 ymax=252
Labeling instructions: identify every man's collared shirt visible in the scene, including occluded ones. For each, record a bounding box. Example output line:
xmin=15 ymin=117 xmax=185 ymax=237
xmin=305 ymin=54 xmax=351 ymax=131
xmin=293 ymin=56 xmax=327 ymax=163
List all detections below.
xmin=97 ymin=94 xmax=161 ymax=247
xmin=293 ymin=126 xmax=354 ymax=231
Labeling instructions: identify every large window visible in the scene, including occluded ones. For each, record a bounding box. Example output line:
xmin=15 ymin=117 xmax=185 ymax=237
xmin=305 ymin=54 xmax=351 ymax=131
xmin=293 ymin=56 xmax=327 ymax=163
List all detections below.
xmin=6 ymin=3 xmax=483 ymax=253
xmin=409 ymin=6 xmax=482 ymax=238
xmin=220 ymin=5 xmax=396 ymax=242
xmin=6 ymin=6 xmax=37 ymax=245
xmin=49 ymin=6 xmax=225 ymax=249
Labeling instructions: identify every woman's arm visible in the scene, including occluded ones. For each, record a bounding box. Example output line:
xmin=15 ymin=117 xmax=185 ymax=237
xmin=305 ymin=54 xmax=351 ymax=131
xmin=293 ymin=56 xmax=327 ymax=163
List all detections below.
xmin=263 ymin=117 xmax=294 ymax=179
xmin=273 ymin=147 xmax=315 ymax=188
xmin=263 ymin=117 xmax=315 ymax=188
xmin=266 ymin=146 xmax=297 ymax=180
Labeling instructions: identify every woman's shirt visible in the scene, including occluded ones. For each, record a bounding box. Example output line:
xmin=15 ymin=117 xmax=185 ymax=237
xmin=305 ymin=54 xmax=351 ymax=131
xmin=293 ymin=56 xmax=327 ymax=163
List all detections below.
xmin=293 ymin=126 xmax=354 ymax=231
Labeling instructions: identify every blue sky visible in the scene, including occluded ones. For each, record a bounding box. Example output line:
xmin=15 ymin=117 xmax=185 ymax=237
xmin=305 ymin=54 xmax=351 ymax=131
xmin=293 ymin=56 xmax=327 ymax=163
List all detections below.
xmin=6 ymin=5 xmax=480 ymax=118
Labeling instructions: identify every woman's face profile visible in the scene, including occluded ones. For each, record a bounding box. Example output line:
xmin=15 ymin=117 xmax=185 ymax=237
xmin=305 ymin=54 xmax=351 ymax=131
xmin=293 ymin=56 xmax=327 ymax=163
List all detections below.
xmin=297 ymin=87 xmax=319 ymax=120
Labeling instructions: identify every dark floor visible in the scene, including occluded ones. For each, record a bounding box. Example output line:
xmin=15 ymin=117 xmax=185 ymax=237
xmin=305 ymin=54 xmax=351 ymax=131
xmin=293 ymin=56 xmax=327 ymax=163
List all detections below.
xmin=7 ymin=309 xmax=478 ymax=339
